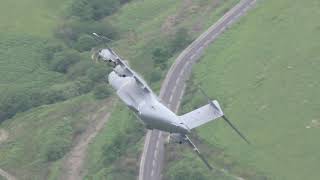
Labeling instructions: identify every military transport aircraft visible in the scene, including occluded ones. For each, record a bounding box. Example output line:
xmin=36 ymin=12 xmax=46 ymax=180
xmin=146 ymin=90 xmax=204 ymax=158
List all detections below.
xmin=92 ymin=33 xmax=250 ymax=169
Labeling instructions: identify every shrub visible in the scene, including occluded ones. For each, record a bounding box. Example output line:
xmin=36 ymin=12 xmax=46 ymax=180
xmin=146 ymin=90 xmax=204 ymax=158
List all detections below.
xmin=67 ymin=60 xmax=93 ymax=79
xmin=55 ymin=21 xmax=117 ymax=47
xmin=149 ymin=68 xmax=163 ymax=82
xmin=44 ymin=123 xmax=72 ymax=162
xmin=152 ymin=47 xmax=170 ymax=70
xmin=75 ymin=34 xmax=98 ymax=52
xmin=43 ymin=41 xmax=65 ymax=61
xmin=86 ymin=66 xmax=110 ymax=82
xmin=69 ymin=0 xmax=121 ymax=20
xmin=170 ymin=28 xmax=192 ymax=53
xmin=93 ymin=84 xmax=112 ymax=99
xmin=75 ymin=77 xmax=95 ymax=94
xmin=49 ymin=50 xmax=81 ymax=73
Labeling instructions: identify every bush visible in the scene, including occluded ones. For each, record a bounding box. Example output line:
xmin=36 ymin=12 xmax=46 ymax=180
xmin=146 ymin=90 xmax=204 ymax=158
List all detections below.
xmin=152 ymin=47 xmax=170 ymax=70
xmin=170 ymin=28 xmax=192 ymax=53
xmin=49 ymin=50 xmax=81 ymax=73
xmin=44 ymin=123 xmax=72 ymax=162
xmin=55 ymin=21 xmax=117 ymax=47
xmin=75 ymin=77 xmax=95 ymax=94
xmin=93 ymin=84 xmax=112 ymax=99
xmin=75 ymin=34 xmax=98 ymax=52
xmin=149 ymin=68 xmax=163 ymax=82
xmin=69 ymin=0 xmax=121 ymax=20
xmin=0 ymin=93 xmax=32 ymax=122
xmin=87 ymin=66 xmax=110 ymax=82
xmin=43 ymin=41 xmax=65 ymax=61
xmin=67 ymin=60 xmax=93 ymax=79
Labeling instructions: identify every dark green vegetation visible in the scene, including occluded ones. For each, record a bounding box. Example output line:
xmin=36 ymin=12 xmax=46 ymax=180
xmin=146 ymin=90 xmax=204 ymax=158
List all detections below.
xmin=84 ymin=104 xmax=145 ymax=180
xmin=169 ymin=0 xmax=320 ymax=179
xmin=0 ymin=0 xmax=240 ymax=179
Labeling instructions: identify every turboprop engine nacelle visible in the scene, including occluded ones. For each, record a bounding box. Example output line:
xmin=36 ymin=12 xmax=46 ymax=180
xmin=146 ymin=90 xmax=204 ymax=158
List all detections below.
xmin=170 ymin=133 xmax=188 ymax=144
xmin=97 ymin=48 xmax=118 ymax=67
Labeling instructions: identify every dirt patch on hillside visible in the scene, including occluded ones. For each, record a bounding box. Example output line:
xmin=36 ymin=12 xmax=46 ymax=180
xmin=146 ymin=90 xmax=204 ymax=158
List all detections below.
xmin=0 ymin=129 xmax=8 ymax=143
xmin=161 ymin=0 xmax=198 ymax=33
xmin=60 ymin=100 xmax=114 ymax=180
xmin=161 ymin=0 xmax=223 ymax=34
xmin=0 ymin=129 xmax=16 ymax=180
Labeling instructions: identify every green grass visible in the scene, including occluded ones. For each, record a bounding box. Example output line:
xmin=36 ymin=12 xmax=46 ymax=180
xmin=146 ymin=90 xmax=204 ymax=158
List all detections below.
xmin=107 ymin=0 xmax=239 ymax=76
xmin=0 ymin=0 xmax=68 ymax=37
xmin=0 ymin=34 xmax=64 ymax=98
xmin=0 ymin=95 xmax=108 ymax=179
xmin=178 ymin=0 xmax=320 ymax=179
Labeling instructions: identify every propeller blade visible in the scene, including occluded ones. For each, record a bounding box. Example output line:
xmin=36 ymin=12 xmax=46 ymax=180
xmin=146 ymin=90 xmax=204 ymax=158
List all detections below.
xmin=222 ymin=115 xmax=250 ymax=144
xmin=185 ymin=135 xmax=213 ymax=170
xmin=198 ymin=86 xmax=250 ymax=145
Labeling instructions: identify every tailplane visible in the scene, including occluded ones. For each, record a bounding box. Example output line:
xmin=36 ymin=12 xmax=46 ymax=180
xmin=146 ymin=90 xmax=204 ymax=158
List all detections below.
xmin=180 ymin=86 xmax=250 ymax=144
xmin=179 ymin=100 xmax=224 ymax=129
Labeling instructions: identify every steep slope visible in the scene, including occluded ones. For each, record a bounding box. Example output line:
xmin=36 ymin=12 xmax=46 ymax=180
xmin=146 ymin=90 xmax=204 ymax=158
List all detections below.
xmin=179 ymin=0 xmax=320 ymax=179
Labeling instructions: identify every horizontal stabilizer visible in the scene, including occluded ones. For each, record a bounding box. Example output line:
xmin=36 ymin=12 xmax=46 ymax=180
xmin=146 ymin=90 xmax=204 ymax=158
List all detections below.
xmin=179 ymin=100 xmax=224 ymax=129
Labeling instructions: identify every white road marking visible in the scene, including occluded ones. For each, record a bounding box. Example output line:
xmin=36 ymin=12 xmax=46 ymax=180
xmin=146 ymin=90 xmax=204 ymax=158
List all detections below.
xmin=138 ymin=130 xmax=152 ymax=180
xmin=151 ymin=169 xmax=154 ymax=177
xmin=190 ymin=54 xmax=196 ymax=60
xmin=156 ymin=139 xmax=160 ymax=149
xmin=172 ymin=84 xmax=178 ymax=93
xmin=169 ymin=94 xmax=174 ymax=103
xmin=179 ymin=68 xmax=185 ymax=77
xmin=204 ymin=40 xmax=210 ymax=47
xmin=175 ymin=77 xmax=180 ymax=86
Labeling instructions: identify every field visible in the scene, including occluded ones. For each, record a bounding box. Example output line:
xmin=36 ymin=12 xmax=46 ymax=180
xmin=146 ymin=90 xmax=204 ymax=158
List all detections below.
xmin=0 ymin=0 xmax=67 ymax=37
xmin=0 ymin=0 xmax=68 ymax=116
xmin=176 ymin=0 xmax=320 ymax=179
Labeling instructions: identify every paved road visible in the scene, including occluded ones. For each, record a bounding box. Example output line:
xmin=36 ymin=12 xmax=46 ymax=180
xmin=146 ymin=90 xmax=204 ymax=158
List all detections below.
xmin=139 ymin=1 xmax=257 ymax=180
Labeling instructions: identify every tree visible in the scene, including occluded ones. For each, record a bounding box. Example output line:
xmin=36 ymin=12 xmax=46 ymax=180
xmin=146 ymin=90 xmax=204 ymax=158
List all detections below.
xmin=49 ymin=50 xmax=81 ymax=73
xmin=170 ymin=28 xmax=192 ymax=53
xmin=152 ymin=47 xmax=170 ymax=70
xmin=93 ymin=84 xmax=112 ymax=99
xmin=75 ymin=34 xmax=97 ymax=52
xmin=86 ymin=66 xmax=109 ymax=82
xmin=149 ymin=68 xmax=162 ymax=82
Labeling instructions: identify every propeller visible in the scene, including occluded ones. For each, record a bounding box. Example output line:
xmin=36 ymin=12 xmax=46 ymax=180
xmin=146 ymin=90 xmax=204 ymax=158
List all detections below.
xmin=221 ymin=115 xmax=250 ymax=144
xmin=185 ymin=135 xmax=213 ymax=170
xmin=198 ymin=86 xmax=250 ymax=145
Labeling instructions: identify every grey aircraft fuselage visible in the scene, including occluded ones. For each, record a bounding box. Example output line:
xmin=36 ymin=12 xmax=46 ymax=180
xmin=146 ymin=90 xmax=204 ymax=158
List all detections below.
xmin=99 ymin=48 xmax=191 ymax=135
xmin=108 ymin=69 xmax=190 ymax=134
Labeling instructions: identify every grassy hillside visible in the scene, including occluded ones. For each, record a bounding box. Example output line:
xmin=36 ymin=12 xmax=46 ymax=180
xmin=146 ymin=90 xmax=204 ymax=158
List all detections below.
xmin=108 ymin=0 xmax=239 ymax=77
xmin=176 ymin=0 xmax=320 ymax=179
xmin=0 ymin=0 xmax=67 ymax=37
xmin=0 ymin=0 xmax=240 ymax=179
xmin=0 ymin=34 xmax=64 ymax=96
xmin=0 ymin=95 xmax=111 ymax=179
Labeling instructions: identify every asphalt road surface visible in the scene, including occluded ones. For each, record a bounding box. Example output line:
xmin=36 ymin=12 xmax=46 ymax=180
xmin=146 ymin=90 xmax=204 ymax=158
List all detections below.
xmin=138 ymin=1 xmax=257 ymax=180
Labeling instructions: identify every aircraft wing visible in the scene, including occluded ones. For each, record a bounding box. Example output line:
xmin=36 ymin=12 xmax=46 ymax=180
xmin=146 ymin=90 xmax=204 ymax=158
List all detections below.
xmin=179 ymin=100 xmax=224 ymax=129
xmin=112 ymin=51 xmax=153 ymax=94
